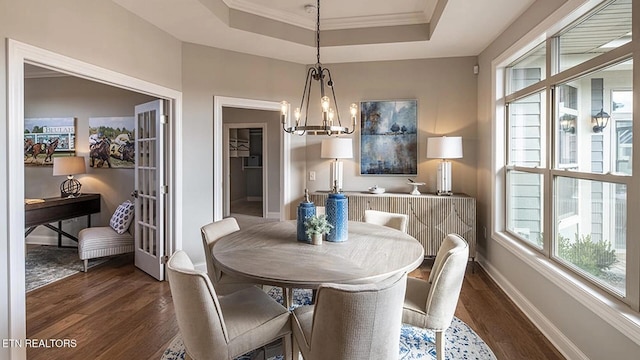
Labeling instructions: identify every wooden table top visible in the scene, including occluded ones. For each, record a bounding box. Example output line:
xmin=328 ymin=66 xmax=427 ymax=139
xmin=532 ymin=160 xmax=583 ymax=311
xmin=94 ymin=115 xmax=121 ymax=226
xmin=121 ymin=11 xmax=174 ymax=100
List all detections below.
xmin=212 ymin=220 xmax=425 ymax=289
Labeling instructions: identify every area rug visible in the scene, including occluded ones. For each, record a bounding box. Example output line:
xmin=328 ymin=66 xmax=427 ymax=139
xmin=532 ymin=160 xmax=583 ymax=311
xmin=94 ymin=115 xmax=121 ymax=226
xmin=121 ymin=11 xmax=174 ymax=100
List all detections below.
xmin=26 ymin=245 xmax=109 ymax=292
xmin=161 ymin=288 xmax=496 ymax=360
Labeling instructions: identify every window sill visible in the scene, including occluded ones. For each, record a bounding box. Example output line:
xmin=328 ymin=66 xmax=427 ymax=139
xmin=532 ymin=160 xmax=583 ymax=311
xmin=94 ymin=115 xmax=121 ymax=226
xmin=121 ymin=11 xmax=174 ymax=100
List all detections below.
xmin=491 ymin=231 xmax=640 ymax=347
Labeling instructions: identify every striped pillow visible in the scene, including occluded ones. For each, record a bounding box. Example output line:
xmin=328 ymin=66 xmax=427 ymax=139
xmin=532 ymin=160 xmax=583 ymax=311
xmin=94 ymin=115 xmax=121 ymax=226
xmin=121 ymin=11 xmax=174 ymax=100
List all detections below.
xmin=109 ymin=200 xmax=135 ymax=234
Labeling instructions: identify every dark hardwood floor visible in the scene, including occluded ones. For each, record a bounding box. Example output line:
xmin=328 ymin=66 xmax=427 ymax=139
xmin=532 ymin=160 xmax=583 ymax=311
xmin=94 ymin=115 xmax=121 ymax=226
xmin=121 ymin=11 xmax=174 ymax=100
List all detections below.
xmin=27 ymin=253 xmax=564 ymax=360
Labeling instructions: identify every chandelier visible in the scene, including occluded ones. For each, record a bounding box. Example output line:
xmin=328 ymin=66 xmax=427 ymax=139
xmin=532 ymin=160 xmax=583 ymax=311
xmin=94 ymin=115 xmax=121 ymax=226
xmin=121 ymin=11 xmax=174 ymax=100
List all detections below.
xmin=281 ymin=0 xmax=357 ymax=136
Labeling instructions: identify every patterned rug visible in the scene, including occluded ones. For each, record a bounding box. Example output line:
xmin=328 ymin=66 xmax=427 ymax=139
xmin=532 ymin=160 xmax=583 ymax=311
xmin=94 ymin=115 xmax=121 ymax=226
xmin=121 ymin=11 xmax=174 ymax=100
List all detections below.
xmin=162 ymin=288 xmax=496 ymax=360
xmin=25 ymin=245 xmax=109 ymax=292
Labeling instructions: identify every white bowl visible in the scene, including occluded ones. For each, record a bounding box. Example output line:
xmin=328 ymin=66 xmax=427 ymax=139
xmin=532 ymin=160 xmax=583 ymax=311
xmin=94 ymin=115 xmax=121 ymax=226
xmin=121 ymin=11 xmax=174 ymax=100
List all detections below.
xmin=368 ymin=187 xmax=386 ymax=194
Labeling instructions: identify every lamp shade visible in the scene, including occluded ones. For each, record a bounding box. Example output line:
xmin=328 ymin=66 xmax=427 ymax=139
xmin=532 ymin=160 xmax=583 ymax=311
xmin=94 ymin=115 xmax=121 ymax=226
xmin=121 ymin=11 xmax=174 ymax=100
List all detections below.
xmin=427 ymin=136 xmax=463 ymax=159
xmin=53 ymin=156 xmax=86 ymax=176
xmin=321 ymin=138 xmax=353 ymax=159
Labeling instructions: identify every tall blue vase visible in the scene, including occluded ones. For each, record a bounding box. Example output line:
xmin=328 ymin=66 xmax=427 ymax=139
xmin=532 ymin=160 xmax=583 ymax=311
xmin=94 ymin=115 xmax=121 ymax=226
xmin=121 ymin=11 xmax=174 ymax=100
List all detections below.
xmin=326 ymin=193 xmax=348 ymax=242
xmin=297 ymin=201 xmax=316 ymax=242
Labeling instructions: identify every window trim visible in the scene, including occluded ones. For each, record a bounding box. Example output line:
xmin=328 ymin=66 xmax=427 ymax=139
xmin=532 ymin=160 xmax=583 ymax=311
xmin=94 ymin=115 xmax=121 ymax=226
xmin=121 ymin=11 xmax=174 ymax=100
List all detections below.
xmin=492 ymin=0 xmax=639 ymax=314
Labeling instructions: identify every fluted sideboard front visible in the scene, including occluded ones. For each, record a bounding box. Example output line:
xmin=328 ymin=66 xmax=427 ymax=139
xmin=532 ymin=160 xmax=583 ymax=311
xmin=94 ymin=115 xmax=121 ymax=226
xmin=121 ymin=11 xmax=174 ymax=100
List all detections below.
xmin=309 ymin=191 xmax=476 ymax=259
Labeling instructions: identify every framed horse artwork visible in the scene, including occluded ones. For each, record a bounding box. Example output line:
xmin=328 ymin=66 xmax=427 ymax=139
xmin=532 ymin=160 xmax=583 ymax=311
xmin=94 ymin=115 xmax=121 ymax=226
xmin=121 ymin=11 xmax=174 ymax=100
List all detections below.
xmin=88 ymin=116 xmax=135 ymax=169
xmin=24 ymin=117 xmax=76 ymax=166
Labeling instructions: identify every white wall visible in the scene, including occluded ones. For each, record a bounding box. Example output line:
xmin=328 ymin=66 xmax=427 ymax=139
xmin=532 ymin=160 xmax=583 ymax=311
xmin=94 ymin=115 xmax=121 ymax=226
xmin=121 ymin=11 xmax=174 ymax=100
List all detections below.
xmin=0 ymin=0 xmax=182 ymax=357
xmin=477 ymin=0 xmax=640 ymax=358
xmin=24 ymin=74 xmax=156 ymax=245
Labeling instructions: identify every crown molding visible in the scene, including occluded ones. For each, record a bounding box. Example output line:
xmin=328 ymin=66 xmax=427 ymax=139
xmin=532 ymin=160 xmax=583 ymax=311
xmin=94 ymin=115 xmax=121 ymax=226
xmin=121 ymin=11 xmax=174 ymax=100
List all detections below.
xmin=223 ymin=0 xmax=429 ymax=30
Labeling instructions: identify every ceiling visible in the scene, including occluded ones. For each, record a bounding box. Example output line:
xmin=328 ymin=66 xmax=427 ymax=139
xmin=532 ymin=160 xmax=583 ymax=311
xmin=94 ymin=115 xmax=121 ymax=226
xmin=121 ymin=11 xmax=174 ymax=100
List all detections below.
xmin=111 ymin=0 xmax=536 ymax=64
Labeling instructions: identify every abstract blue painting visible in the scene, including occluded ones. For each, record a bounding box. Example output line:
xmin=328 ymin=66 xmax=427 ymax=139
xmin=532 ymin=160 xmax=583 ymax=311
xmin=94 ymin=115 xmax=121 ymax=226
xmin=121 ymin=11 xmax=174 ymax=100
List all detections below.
xmin=360 ymin=100 xmax=417 ymax=175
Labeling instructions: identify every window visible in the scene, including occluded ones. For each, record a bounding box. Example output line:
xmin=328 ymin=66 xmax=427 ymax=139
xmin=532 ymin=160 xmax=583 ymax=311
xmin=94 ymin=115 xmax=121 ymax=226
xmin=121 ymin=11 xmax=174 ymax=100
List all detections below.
xmin=506 ymin=41 xmax=546 ymax=95
xmin=557 ymin=0 xmax=632 ymax=73
xmin=612 ymin=90 xmax=633 ymax=174
xmin=554 ymin=177 xmax=626 ymax=295
xmin=499 ymin=0 xmax=634 ymax=302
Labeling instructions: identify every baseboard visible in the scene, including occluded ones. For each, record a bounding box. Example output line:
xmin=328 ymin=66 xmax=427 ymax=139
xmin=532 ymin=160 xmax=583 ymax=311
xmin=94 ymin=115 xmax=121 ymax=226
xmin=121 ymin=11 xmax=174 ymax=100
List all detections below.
xmin=25 ymin=234 xmax=77 ymax=247
xmin=266 ymin=212 xmax=280 ymax=220
xmin=476 ymin=254 xmax=589 ymax=360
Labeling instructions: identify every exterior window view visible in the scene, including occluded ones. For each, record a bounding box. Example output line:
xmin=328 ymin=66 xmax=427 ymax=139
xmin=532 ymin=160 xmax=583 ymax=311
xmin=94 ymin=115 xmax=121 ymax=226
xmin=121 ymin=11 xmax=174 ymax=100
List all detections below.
xmin=503 ymin=0 xmax=632 ymax=296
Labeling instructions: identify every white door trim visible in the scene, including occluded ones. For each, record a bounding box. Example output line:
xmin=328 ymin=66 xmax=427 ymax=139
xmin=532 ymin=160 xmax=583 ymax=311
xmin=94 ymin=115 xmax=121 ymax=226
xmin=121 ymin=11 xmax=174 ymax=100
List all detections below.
xmin=7 ymin=39 xmax=183 ymax=360
xmin=223 ymin=123 xmax=268 ymax=218
xmin=213 ymin=96 xmax=291 ymax=221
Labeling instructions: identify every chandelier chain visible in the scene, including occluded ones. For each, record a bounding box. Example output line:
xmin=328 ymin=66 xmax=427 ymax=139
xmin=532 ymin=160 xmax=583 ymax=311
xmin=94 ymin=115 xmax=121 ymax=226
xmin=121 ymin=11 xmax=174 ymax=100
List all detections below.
xmin=316 ymin=0 xmax=321 ymax=66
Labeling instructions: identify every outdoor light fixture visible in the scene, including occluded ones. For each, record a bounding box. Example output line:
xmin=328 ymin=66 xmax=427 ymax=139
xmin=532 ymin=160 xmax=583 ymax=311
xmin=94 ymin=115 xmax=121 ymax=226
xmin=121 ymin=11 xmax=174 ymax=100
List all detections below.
xmin=281 ymin=0 xmax=357 ymax=136
xmin=427 ymin=136 xmax=463 ymax=196
xmin=52 ymin=156 xmax=86 ymax=197
xmin=321 ymin=138 xmax=353 ymax=192
xmin=592 ymin=108 xmax=610 ymax=133
xmin=559 ymin=114 xmax=576 ymax=134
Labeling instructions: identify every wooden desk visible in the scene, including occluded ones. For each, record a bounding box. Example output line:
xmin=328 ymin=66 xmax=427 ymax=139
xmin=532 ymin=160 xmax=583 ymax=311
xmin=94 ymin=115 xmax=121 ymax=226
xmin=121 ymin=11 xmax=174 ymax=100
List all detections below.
xmin=25 ymin=193 xmax=101 ymax=247
xmin=212 ymin=220 xmax=424 ymax=292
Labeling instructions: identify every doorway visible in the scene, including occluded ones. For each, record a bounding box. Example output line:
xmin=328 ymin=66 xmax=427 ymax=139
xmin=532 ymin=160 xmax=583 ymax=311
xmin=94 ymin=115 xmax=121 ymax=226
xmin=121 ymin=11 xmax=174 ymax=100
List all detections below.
xmin=214 ymin=96 xmax=293 ymax=222
xmin=224 ymin=123 xmax=268 ymax=218
xmin=7 ymin=39 xmax=182 ymax=355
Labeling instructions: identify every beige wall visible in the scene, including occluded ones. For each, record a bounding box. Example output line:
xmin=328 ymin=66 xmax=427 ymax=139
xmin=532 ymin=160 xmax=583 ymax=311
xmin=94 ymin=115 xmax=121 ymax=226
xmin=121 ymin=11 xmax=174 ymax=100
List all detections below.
xmin=0 ymin=0 xmax=182 ymax=354
xmin=477 ymin=0 xmax=640 ymax=358
xmin=24 ymin=75 xmax=156 ymax=245
xmin=181 ymin=43 xmax=306 ymax=266
xmin=303 ymin=57 xmax=478 ymax=197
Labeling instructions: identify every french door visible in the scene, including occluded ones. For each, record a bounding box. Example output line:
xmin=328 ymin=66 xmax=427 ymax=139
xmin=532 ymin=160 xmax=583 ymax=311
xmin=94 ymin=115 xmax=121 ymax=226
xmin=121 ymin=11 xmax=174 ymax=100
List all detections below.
xmin=134 ymin=99 xmax=167 ymax=280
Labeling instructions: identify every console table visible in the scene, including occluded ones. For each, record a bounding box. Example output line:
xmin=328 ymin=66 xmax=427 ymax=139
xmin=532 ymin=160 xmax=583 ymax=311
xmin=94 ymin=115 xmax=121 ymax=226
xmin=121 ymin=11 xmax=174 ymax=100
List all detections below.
xmin=309 ymin=191 xmax=476 ymax=259
xmin=25 ymin=193 xmax=101 ymax=247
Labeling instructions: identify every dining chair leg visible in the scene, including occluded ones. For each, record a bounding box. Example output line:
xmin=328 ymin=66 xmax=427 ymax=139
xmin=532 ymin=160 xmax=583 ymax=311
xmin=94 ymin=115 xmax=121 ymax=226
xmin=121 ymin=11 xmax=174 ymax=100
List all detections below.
xmin=292 ymin=334 xmax=301 ymax=360
xmin=435 ymin=330 xmax=444 ymax=360
xmin=283 ymin=333 xmax=293 ymax=360
xmin=284 ymin=287 xmax=292 ymax=309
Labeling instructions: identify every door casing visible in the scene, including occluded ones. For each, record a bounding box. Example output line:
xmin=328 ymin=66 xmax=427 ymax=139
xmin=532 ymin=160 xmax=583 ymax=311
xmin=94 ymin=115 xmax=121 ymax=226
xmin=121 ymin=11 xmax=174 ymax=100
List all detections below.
xmin=6 ymin=39 xmax=182 ymax=360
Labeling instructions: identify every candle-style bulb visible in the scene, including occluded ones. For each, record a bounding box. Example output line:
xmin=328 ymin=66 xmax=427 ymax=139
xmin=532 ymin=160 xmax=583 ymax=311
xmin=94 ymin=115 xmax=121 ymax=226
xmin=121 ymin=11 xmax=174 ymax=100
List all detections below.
xmin=321 ymin=96 xmax=330 ymax=112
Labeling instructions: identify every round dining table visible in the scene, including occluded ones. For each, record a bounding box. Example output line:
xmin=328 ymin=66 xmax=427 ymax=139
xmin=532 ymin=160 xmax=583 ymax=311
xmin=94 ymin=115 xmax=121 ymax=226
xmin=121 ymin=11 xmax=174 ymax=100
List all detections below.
xmin=212 ymin=220 xmax=424 ymax=305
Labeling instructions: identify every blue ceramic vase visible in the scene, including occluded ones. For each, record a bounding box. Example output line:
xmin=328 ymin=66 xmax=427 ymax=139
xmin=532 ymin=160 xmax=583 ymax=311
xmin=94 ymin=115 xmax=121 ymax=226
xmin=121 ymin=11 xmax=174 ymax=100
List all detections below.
xmin=297 ymin=199 xmax=316 ymax=242
xmin=326 ymin=193 xmax=348 ymax=242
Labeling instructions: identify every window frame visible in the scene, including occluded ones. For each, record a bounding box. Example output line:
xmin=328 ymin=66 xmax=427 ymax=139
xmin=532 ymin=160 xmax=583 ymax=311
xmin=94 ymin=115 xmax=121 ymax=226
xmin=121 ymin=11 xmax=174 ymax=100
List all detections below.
xmin=495 ymin=0 xmax=638 ymax=310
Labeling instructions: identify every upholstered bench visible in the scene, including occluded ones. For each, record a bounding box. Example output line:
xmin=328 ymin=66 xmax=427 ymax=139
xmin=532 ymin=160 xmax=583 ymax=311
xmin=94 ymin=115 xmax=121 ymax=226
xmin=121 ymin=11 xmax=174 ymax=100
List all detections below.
xmin=78 ymin=200 xmax=135 ymax=272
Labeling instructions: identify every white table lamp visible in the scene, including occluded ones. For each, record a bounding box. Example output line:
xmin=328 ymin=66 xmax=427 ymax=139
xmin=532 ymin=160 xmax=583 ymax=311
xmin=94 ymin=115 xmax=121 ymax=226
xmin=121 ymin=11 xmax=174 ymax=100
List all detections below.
xmin=53 ymin=156 xmax=87 ymax=197
xmin=427 ymin=136 xmax=463 ymax=196
xmin=321 ymin=138 xmax=353 ymax=192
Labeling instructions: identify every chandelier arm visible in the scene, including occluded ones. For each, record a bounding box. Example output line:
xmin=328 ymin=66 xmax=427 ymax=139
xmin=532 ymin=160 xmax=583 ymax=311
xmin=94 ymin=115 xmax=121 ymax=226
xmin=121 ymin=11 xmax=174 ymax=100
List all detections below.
xmin=299 ymin=67 xmax=315 ymax=114
xmin=301 ymin=69 xmax=315 ymax=133
xmin=283 ymin=123 xmax=294 ymax=133
xmin=325 ymin=68 xmax=343 ymax=127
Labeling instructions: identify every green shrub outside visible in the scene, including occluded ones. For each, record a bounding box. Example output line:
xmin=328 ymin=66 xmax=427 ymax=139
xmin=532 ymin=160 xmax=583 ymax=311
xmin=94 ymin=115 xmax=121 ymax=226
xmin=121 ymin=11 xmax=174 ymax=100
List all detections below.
xmin=557 ymin=233 xmax=617 ymax=276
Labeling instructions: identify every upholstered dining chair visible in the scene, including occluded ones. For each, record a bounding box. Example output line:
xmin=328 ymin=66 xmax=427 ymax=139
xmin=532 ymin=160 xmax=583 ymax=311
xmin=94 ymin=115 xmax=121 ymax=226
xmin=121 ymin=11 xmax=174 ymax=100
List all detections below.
xmin=167 ymin=250 xmax=292 ymax=360
xmin=291 ymin=272 xmax=407 ymax=360
xmin=200 ymin=218 xmax=258 ymax=295
xmin=402 ymin=233 xmax=469 ymax=360
xmin=363 ymin=209 xmax=409 ymax=233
